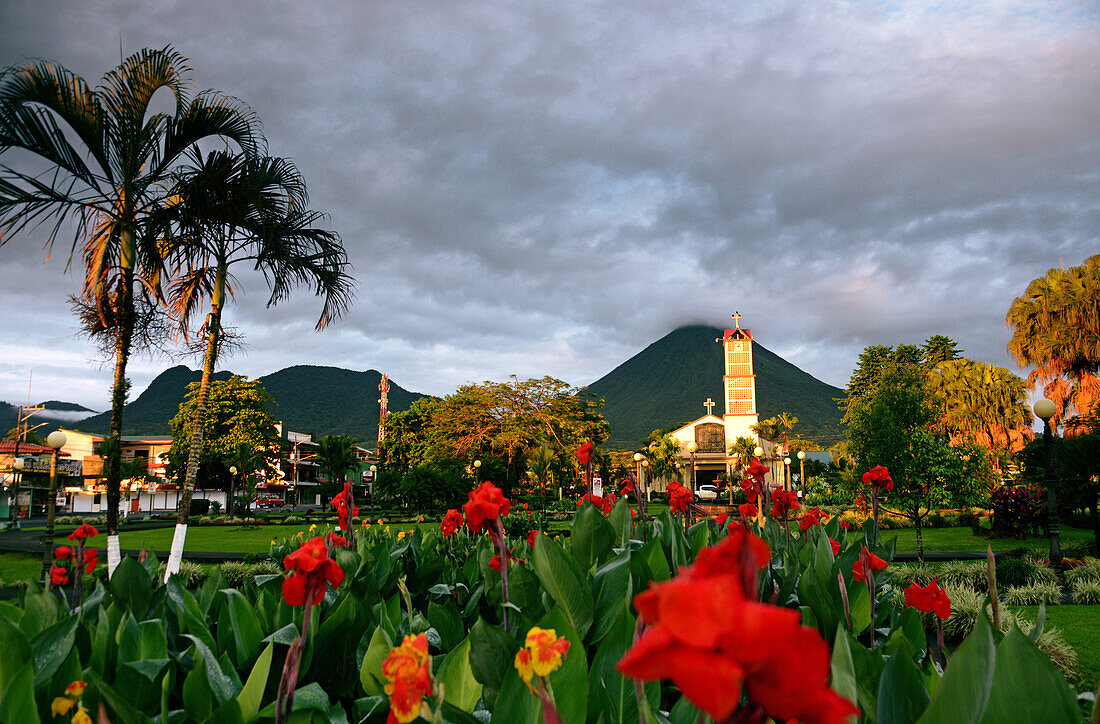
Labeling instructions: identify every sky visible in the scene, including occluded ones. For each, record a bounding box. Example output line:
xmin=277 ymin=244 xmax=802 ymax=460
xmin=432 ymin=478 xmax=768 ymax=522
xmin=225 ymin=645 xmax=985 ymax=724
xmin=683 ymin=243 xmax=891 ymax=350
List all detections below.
xmin=1 ymin=0 xmax=1098 ymax=413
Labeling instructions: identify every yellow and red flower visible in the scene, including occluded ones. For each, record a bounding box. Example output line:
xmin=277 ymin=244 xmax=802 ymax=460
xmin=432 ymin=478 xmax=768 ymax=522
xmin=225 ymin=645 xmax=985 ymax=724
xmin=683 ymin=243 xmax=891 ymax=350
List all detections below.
xmin=382 ymin=633 xmax=432 ymax=724
xmin=463 ymin=481 xmax=510 ymax=534
xmin=514 ymin=627 xmax=570 ymax=694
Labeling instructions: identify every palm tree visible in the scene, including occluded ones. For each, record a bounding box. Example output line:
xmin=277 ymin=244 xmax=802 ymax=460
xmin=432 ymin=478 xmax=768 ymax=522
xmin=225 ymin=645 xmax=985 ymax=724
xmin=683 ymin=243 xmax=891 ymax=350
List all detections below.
xmin=529 ymin=444 xmax=555 ymax=510
xmin=0 ymin=48 xmax=261 ymax=574
xmin=927 ymin=358 xmax=1034 ymax=461
xmin=159 ymin=150 xmax=352 ymax=578
xmin=316 ymin=434 xmax=360 ymax=490
xmin=1007 ymin=255 xmax=1100 ymax=428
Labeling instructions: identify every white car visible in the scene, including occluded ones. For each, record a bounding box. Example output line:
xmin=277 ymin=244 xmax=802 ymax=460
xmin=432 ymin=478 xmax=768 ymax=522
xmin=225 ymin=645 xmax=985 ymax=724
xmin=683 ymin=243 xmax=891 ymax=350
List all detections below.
xmin=696 ymin=485 xmax=719 ymax=501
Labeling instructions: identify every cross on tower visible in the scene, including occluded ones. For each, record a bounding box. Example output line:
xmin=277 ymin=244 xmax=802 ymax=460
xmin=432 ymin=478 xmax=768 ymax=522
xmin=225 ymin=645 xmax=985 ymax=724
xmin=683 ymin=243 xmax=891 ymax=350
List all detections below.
xmin=703 ymin=398 xmax=716 ymax=415
xmin=732 ymin=311 xmax=742 ymax=327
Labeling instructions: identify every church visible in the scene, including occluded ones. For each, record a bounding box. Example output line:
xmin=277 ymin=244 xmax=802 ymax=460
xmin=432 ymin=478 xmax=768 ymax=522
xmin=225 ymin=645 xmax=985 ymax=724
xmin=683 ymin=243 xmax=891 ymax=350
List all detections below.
xmin=665 ymin=313 xmax=771 ymax=489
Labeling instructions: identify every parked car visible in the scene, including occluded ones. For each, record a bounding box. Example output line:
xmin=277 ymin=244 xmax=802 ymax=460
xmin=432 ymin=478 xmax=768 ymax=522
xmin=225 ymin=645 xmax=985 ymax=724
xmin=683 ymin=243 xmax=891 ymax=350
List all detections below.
xmin=255 ymin=496 xmax=285 ymax=508
xmin=696 ymin=485 xmax=719 ymax=501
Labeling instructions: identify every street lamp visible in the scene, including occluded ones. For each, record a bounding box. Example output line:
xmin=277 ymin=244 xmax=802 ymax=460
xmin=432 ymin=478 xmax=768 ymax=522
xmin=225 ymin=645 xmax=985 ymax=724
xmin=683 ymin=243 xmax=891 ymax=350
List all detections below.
xmin=753 ymin=445 xmax=764 ymax=458
xmin=41 ymin=430 xmax=66 ymax=579
xmin=686 ymin=441 xmax=698 ymax=495
xmin=783 ymin=457 xmax=791 ymax=492
xmin=1034 ymin=398 xmax=1061 ymax=566
xmin=472 ymin=459 xmax=481 ymax=484
xmin=797 ymin=450 xmax=806 ymax=497
xmin=228 ymin=465 xmax=238 ymax=517
xmin=11 ymin=456 xmax=25 ymax=529
xmin=369 ymin=464 xmax=377 ymax=507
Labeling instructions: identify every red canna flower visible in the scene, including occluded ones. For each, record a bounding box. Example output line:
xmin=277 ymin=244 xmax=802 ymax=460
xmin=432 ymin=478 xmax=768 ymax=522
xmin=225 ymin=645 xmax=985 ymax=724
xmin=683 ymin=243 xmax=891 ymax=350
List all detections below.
xmin=715 ymin=513 xmax=728 ymax=527
xmin=577 ymin=492 xmax=613 ymax=514
xmin=83 ymin=549 xmax=98 ymax=574
xmin=862 ymin=465 xmax=893 ymax=491
xmin=489 ymin=554 xmax=503 ymax=572
xmin=463 ymin=481 xmax=511 ymax=534
xmin=282 ymin=536 xmax=345 ymax=606
xmin=617 ymin=529 xmax=856 ymax=724
xmin=799 ymin=508 xmax=826 ymax=531
xmin=770 ymin=490 xmax=800 ymax=521
xmin=382 ymin=633 xmax=432 ymax=724
xmin=839 ymin=519 xmax=850 ymax=531
xmin=440 ymin=509 xmax=465 ymax=537
xmin=575 ymin=441 xmax=594 ymax=466
xmin=904 ymin=577 xmax=951 ymax=619
xmin=54 ymin=545 xmax=72 ymax=560
xmin=330 ymin=488 xmax=359 ymax=531
xmin=67 ymin=523 xmax=98 ymax=541
xmin=852 ymin=549 xmax=887 ymax=583
xmin=666 ymin=482 xmax=693 ymax=514
xmin=526 ymin=529 xmax=539 ymax=548
xmin=738 ymin=502 xmax=758 ymax=519
xmin=326 ymin=532 xmax=347 ymax=548
xmin=49 ymin=565 xmax=69 ymax=586
xmin=620 ymin=479 xmax=636 ymax=496
xmin=829 ymin=538 xmax=840 ymax=555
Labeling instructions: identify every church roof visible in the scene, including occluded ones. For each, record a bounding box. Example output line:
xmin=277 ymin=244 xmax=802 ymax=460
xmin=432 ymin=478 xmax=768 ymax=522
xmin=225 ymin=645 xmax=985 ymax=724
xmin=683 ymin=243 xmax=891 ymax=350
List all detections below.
xmin=723 ymin=328 xmax=753 ymax=341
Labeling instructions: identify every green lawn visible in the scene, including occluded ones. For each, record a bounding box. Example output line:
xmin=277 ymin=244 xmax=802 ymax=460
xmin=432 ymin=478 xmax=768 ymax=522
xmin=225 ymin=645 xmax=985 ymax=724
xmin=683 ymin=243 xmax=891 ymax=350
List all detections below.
xmin=0 ymin=552 xmax=42 ymax=586
xmin=883 ymin=525 xmax=1095 ymax=554
xmin=1011 ymin=605 xmax=1100 ymax=691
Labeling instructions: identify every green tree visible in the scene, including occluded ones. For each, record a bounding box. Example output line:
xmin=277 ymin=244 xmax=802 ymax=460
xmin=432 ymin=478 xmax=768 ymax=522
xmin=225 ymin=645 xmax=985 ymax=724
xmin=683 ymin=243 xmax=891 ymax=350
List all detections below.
xmin=378 ymin=397 xmax=438 ymax=470
xmin=315 ymin=434 xmax=360 ymax=491
xmin=0 ymin=48 xmax=261 ymax=571
xmin=160 ymin=150 xmax=352 ymax=577
xmin=166 ymin=376 xmax=282 ymax=494
xmin=227 ymin=441 xmax=268 ymax=517
xmin=922 ymin=334 xmax=962 ymax=367
xmin=845 ymin=363 xmax=994 ymax=563
xmin=1006 ymin=254 xmax=1100 ymax=428
xmin=927 ymin=358 xmax=1034 ymax=461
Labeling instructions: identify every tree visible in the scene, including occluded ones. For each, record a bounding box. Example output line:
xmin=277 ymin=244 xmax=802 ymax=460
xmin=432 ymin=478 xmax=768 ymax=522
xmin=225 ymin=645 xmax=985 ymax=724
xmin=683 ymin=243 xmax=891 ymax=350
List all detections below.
xmin=846 ymin=363 xmax=993 ymax=563
xmin=166 ymin=376 xmax=282 ymax=495
xmin=922 ymin=335 xmax=962 ymax=367
xmin=0 ymin=48 xmax=261 ymax=572
xmin=927 ymin=358 xmax=1034 ymax=462
xmin=227 ymin=441 xmax=268 ymax=517
xmin=1007 ymin=254 xmax=1100 ymax=429
xmin=529 ymin=444 xmax=556 ymax=509
xmin=315 ymin=434 xmax=360 ymax=490
xmin=160 ymin=150 xmax=352 ymax=577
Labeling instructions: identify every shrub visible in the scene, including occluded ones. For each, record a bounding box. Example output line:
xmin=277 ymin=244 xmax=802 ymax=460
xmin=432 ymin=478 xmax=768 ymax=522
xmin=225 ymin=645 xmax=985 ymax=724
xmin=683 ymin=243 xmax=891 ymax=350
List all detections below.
xmin=941 ymin=585 xmax=984 ymax=642
xmin=217 ymin=562 xmax=251 ymax=588
xmin=925 ymin=512 xmax=950 ymax=529
xmin=284 ymin=515 xmax=305 ymax=525
xmin=990 ymin=485 xmax=1044 ymax=536
xmin=996 ymin=555 xmax=1057 ymax=588
xmin=937 ymin=560 xmax=988 ymax=593
xmin=1061 ymin=539 xmax=1098 ymax=558
xmin=1070 ymin=579 xmax=1100 ymax=605
xmin=189 ymin=498 xmax=211 ymax=516
xmin=158 ymin=561 xmax=208 ymax=588
xmin=1064 ymin=558 xmax=1100 ymax=585
xmin=1003 ymin=583 xmax=1062 ymax=606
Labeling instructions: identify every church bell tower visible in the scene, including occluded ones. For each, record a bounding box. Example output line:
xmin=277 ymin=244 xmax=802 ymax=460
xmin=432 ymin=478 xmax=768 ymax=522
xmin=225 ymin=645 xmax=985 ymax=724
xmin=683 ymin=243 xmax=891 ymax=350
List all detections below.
xmin=717 ymin=312 xmax=760 ymax=450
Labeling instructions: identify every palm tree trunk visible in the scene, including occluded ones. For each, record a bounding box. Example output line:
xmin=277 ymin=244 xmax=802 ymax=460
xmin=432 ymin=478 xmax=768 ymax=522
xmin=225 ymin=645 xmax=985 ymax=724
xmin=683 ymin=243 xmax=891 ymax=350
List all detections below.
xmin=165 ymin=268 xmax=224 ymax=581
xmin=105 ymin=245 xmax=135 ymax=578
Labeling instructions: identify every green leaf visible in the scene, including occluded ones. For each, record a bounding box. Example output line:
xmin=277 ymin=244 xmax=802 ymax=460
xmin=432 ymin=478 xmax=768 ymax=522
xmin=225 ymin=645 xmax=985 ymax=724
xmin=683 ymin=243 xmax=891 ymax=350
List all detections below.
xmin=166 ymin=576 xmax=216 ymax=651
xmin=29 ymin=614 xmax=78 ymax=688
xmin=0 ymin=615 xmax=32 ymax=697
xmin=0 ymin=662 xmax=39 ymax=724
xmin=185 ymin=633 xmax=241 ymax=704
xmin=589 ymin=606 xmax=640 ymax=724
xmin=877 ymin=647 xmax=931 ymax=724
xmin=237 ymin=642 xmax=274 ymax=722
xmin=468 ymin=617 xmax=517 ymax=708
xmin=797 ymin=564 xmax=840 ymax=640
xmin=427 ymin=601 xmax=464 ymax=652
xmin=830 ymin=623 xmax=859 ymax=716
xmin=918 ymin=613 xmax=995 ymax=724
xmin=110 ymin=556 xmax=153 ymax=617
xmin=639 ymin=537 xmax=670 ymax=582
xmin=607 ymin=498 xmax=634 ymax=547
xmin=978 ymin=627 xmax=1078 ymax=724
xmin=540 ymin=606 xmax=588 ymax=724
xmin=18 ymin=586 xmax=59 ymax=639
xmin=571 ymin=503 xmax=615 ymax=571
xmin=223 ymin=589 xmax=264 ymax=666
xmin=359 ymin=625 xmax=393 ymax=697
xmin=85 ymin=669 xmax=148 ymax=724
xmin=532 ymin=534 xmax=594 ymax=640
xmin=589 ymin=553 xmax=631 ymax=646
xmin=437 ymin=636 xmax=482 ymax=712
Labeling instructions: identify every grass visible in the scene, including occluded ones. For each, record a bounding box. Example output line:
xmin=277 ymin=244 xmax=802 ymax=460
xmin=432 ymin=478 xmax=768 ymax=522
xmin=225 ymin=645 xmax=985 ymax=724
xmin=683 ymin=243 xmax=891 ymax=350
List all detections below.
xmin=0 ymin=552 xmax=42 ymax=586
xmin=883 ymin=524 xmax=1095 ymax=554
xmin=1011 ymin=605 xmax=1100 ymax=692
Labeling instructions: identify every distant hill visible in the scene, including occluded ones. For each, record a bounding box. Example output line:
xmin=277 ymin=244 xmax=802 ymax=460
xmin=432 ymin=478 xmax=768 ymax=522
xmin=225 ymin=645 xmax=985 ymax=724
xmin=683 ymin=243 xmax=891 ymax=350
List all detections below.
xmin=1 ymin=400 xmax=99 ymax=437
xmin=69 ymin=364 xmax=426 ymax=443
xmin=587 ymin=325 xmax=845 ymax=448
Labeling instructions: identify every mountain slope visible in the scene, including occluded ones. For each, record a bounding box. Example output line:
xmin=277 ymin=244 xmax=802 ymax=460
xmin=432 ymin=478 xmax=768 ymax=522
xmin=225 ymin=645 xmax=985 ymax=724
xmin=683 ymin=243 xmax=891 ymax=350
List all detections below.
xmin=74 ymin=366 xmax=233 ymax=436
xmin=587 ymin=325 xmax=845 ymax=447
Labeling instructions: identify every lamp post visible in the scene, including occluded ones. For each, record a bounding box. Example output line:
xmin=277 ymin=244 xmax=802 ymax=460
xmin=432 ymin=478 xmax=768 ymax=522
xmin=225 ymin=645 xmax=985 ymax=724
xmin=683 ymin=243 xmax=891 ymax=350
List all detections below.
xmin=228 ymin=465 xmax=238 ymax=517
xmin=686 ymin=441 xmax=698 ymax=496
xmin=797 ymin=450 xmax=806 ymax=497
xmin=41 ymin=430 xmax=67 ymax=579
xmin=633 ymin=452 xmax=644 ymax=494
xmin=11 ymin=456 xmax=25 ymax=529
xmin=1033 ymin=398 xmax=1062 ymax=566
xmin=783 ymin=457 xmax=792 ymax=492
xmin=472 ymin=459 xmax=481 ymax=484
xmin=369 ymin=464 xmax=377 ymax=509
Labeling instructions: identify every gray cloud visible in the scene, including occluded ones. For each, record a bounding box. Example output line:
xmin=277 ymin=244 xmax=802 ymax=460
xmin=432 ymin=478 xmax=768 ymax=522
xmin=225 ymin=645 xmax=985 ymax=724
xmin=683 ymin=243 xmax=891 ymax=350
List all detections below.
xmin=1 ymin=0 xmax=1097 ymax=410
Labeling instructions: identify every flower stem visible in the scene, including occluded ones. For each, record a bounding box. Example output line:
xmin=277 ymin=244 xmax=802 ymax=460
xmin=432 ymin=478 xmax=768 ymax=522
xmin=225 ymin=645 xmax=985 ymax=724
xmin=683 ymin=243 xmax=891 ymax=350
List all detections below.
xmin=490 ymin=519 xmax=511 ymax=633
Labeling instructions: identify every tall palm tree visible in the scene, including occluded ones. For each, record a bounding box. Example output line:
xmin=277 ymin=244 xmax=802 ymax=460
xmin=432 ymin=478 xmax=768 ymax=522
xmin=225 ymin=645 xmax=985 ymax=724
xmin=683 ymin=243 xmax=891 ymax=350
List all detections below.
xmin=316 ymin=434 xmax=360 ymax=489
xmin=160 ymin=150 xmax=353 ymax=578
xmin=0 ymin=48 xmax=261 ymax=574
xmin=529 ymin=443 xmax=555 ymax=509
xmin=1007 ymin=255 xmax=1100 ymax=429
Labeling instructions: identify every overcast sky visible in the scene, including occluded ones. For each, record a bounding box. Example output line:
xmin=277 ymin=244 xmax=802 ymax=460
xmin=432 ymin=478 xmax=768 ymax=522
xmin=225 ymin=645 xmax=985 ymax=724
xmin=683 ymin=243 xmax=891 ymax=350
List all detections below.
xmin=1 ymin=1 xmax=1097 ymax=413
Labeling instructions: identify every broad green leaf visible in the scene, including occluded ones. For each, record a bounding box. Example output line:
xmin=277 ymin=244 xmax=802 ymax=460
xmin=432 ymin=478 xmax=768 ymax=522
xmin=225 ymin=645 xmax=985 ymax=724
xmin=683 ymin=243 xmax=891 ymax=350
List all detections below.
xmin=540 ymin=606 xmax=588 ymax=724
xmin=571 ymin=503 xmax=615 ymax=571
xmin=237 ymin=642 xmax=274 ymax=722
xmin=532 ymin=534 xmax=594 ymax=639
xmin=978 ymin=627 xmax=1078 ymax=724
xmin=224 ymin=589 xmax=264 ymax=665
xmin=85 ymin=669 xmax=147 ymax=724
xmin=797 ymin=565 xmax=840 ymax=640
xmin=589 ymin=606 xmax=640 ymax=724
xmin=0 ymin=615 xmax=32 ymax=696
xmin=607 ymin=498 xmax=634 ymax=547
xmin=468 ymin=617 xmax=517 ymax=708
xmin=18 ymin=586 xmax=59 ymax=639
xmin=589 ymin=553 xmax=631 ymax=645
xmin=918 ymin=614 xmax=995 ymax=724
xmin=877 ymin=647 xmax=931 ymax=724
xmin=185 ymin=633 xmax=241 ymax=704
xmin=639 ymin=537 xmax=670 ymax=582
xmin=829 ymin=624 xmax=859 ymax=715
xmin=359 ymin=625 xmax=393 ymax=696
xmin=427 ymin=601 xmax=464 ymax=652
xmin=183 ymin=651 xmax=214 ymax=722
xmin=110 ymin=556 xmax=153 ymax=617
xmin=0 ymin=662 xmax=38 ymax=724
xmin=438 ymin=636 xmax=482 ymax=712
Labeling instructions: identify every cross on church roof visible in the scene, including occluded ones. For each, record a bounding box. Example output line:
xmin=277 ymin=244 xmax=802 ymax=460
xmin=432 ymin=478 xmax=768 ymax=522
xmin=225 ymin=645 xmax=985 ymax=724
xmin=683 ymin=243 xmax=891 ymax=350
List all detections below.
xmin=704 ymin=398 xmax=715 ymax=415
xmin=732 ymin=311 xmax=742 ymax=327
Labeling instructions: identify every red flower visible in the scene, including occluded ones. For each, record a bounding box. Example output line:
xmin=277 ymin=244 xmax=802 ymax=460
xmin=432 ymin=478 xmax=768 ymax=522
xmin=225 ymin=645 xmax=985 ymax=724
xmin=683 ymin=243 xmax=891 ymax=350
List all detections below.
xmin=526 ymin=529 xmax=539 ymax=548
xmin=852 ymin=548 xmax=888 ymax=583
xmin=54 ymin=545 xmax=73 ymax=560
xmin=83 ymin=549 xmax=98 ymax=574
xmin=617 ymin=529 xmax=856 ymax=724
xmin=440 ymin=509 xmax=465 ymax=537
xmin=667 ymin=482 xmax=693 ymax=514
xmin=577 ymin=492 xmax=613 ymax=514
xmin=282 ymin=536 xmax=345 ymax=606
xmin=715 ymin=513 xmax=728 ymax=527
xmin=575 ymin=441 xmax=594 ymax=466
xmin=770 ymin=490 xmax=800 ymax=521
xmin=799 ymin=508 xmax=826 ymax=531
xmin=67 ymin=523 xmax=99 ymax=541
xmin=330 ymin=489 xmax=359 ymax=531
xmin=904 ymin=577 xmax=951 ymax=619
xmin=738 ymin=502 xmax=758 ymax=519
xmin=862 ymin=465 xmax=893 ymax=491
xmin=463 ymin=481 xmax=511 ymax=534
xmin=489 ymin=554 xmax=503 ymax=572
xmin=383 ymin=634 xmax=432 ymax=724
xmin=839 ymin=519 xmax=850 ymax=531
xmin=49 ymin=565 xmax=69 ymax=586
xmin=326 ymin=532 xmax=347 ymax=548
xmin=829 ymin=538 xmax=840 ymax=555
xmin=620 ymin=479 xmax=636 ymax=497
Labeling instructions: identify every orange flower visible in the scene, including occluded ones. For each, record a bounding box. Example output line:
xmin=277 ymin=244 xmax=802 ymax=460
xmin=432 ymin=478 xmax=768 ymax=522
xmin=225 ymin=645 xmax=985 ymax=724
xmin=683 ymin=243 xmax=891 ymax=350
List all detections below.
xmin=514 ymin=627 xmax=570 ymax=694
xmin=382 ymin=633 xmax=432 ymax=723
xmin=71 ymin=707 xmax=91 ymax=724
xmin=65 ymin=681 xmax=86 ymax=697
